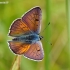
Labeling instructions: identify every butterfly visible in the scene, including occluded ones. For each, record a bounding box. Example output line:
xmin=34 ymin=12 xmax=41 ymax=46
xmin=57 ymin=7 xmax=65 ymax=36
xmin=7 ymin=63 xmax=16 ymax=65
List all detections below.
xmin=8 ymin=7 xmax=44 ymax=61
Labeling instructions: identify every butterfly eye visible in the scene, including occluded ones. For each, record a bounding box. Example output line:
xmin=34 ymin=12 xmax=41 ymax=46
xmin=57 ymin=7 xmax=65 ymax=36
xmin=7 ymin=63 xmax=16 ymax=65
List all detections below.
xmin=39 ymin=36 xmax=43 ymax=40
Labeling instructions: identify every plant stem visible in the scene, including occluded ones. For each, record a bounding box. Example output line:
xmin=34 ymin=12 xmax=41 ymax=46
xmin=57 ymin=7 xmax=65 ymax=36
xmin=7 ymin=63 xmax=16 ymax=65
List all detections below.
xmin=66 ymin=0 xmax=70 ymax=70
xmin=45 ymin=0 xmax=51 ymax=70
xmin=10 ymin=55 xmax=22 ymax=70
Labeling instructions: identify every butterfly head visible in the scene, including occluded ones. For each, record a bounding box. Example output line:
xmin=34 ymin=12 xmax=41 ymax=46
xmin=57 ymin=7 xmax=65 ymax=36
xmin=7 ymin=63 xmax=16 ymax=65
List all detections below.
xmin=39 ymin=36 xmax=43 ymax=40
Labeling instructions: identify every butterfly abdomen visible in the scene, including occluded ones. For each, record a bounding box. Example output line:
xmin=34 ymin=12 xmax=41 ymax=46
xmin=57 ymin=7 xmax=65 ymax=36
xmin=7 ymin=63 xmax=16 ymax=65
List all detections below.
xmin=13 ymin=37 xmax=33 ymax=44
xmin=12 ymin=34 xmax=40 ymax=43
xmin=13 ymin=37 xmax=26 ymax=42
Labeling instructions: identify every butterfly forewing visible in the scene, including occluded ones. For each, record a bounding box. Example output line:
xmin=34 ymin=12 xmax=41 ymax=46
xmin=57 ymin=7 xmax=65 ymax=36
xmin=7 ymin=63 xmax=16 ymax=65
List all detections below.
xmin=22 ymin=7 xmax=42 ymax=34
xmin=9 ymin=19 xmax=32 ymax=37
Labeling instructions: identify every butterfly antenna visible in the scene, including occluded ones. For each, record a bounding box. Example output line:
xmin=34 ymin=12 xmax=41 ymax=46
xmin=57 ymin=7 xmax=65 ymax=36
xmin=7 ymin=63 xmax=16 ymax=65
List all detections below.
xmin=42 ymin=37 xmax=52 ymax=45
xmin=40 ymin=22 xmax=50 ymax=34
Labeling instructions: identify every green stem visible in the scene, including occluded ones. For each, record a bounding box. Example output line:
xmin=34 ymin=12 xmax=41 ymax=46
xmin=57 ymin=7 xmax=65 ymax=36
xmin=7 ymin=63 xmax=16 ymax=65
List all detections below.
xmin=10 ymin=55 xmax=22 ymax=70
xmin=45 ymin=0 xmax=51 ymax=70
xmin=66 ymin=0 xmax=70 ymax=69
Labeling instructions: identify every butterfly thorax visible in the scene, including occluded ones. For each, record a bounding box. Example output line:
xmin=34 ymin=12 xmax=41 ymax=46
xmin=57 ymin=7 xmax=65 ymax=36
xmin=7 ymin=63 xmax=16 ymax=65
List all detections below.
xmin=13 ymin=34 xmax=42 ymax=44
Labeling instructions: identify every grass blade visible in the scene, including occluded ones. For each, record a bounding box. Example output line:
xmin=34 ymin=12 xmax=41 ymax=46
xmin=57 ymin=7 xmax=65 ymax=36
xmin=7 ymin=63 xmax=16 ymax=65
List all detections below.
xmin=66 ymin=0 xmax=70 ymax=70
xmin=10 ymin=55 xmax=22 ymax=70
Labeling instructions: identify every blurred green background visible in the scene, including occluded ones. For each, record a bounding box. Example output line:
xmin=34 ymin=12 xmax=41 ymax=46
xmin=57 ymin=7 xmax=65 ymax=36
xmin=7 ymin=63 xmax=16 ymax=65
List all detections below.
xmin=0 ymin=0 xmax=69 ymax=70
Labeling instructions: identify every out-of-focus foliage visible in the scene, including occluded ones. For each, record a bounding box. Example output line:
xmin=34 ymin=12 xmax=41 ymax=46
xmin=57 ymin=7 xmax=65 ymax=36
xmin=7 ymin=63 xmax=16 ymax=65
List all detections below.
xmin=0 ymin=0 xmax=69 ymax=70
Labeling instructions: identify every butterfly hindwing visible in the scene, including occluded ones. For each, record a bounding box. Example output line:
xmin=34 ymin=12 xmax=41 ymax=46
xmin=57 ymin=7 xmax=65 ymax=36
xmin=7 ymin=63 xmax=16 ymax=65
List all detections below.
xmin=22 ymin=7 xmax=42 ymax=34
xmin=8 ymin=41 xmax=44 ymax=60
xmin=24 ymin=41 xmax=44 ymax=60
xmin=8 ymin=41 xmax=30 ymax=54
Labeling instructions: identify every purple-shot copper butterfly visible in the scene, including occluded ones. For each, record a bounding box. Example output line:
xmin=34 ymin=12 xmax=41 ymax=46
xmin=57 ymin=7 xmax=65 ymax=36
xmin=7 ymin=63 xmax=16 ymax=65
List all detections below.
xmin=8 ymin=7 xmax=44 ymax=61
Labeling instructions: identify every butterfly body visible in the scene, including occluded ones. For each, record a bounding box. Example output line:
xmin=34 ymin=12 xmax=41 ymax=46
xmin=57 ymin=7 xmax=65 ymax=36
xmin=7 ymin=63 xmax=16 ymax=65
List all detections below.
xmin=8 ymin=7 xmax=44 ymax=61
xmin=13 ymin=34 xmax=42 ymax=44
